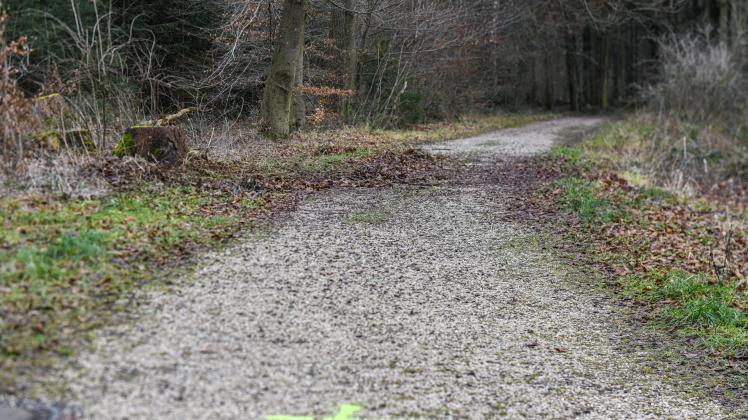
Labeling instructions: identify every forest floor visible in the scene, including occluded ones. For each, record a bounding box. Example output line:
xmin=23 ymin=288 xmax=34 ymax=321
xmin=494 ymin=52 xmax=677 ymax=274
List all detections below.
xmin=0 ymin=113 xmax=549 ymax=395
xmin=3 ymin=116 xmax=746 ymax=419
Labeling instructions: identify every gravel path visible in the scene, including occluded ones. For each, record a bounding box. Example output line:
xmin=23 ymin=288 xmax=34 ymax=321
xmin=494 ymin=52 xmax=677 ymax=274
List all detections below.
xmin=42 ymin=118 xmax=732 ymax=418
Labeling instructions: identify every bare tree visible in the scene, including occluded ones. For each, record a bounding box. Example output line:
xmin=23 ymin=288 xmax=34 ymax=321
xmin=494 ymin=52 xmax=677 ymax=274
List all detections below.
xmin=260 ymin=0 xmax=306 ymax=137
xmin=325 ymin=0 xmax=357 ymax=118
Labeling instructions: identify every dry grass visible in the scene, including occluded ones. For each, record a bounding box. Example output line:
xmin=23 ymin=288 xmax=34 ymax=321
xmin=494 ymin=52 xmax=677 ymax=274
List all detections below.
xmin=625 ymin=32 xmax=748 ymax=196
xmin=580 ymin=115 xmax=748 ymax=205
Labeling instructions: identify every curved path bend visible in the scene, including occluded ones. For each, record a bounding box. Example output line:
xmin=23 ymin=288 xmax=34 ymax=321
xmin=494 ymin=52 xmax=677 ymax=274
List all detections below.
xmin=52 ymin=118 xmax=732 ymax=418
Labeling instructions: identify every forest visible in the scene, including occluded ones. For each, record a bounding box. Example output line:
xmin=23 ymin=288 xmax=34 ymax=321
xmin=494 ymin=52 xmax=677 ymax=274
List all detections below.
xmin=0 ymin=1 xmax=743 ymax=134
xmin=1 ymin=0 xmax=748 ymax=418
xmin=1 ymin=1 xmax=746 ymax=182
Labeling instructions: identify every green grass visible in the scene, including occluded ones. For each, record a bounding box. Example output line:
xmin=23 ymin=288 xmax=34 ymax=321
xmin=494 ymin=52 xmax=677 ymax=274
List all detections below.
xmin=580 ymin=119 xmax=658 ymax=155
xmin=346 ymin=211 xmax=388 ymax=225
xmin=304 ymin=148 xmax=372 ymax=172
xmin=257 ymin=158 xmax=291 ymax=177
xmin=549 ymin=146 xmax=583 ymax=163
xmin=624 ymin=271 xmax=748 ymax=351
xmin=557 ymin=177 xmax=622 ymax=224
xmin=0 ymin=187 xmax=263 ymax=387
xmin=258 ymin=148 xmax=374 ymax=177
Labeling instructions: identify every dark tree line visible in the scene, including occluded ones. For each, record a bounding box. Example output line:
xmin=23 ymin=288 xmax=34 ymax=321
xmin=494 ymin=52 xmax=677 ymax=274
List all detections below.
xmin=3 ymin=0 xmax=747 ymax=137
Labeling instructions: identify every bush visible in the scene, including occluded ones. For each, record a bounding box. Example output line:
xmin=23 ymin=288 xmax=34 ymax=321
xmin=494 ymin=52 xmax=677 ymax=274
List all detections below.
xmin=642 ymin=31 xmax=748 ymax=183
xmin=647 ymin=33 xmax=746 ymax=126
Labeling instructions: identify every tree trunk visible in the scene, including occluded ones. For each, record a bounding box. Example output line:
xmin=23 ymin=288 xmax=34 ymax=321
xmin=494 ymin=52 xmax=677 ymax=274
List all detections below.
xmin=529 ymin=56 xmax=538 ymax=105
xmin=261 ymin=0 xmax=306 ymax=138
xmin=544 ymin=50 xmax=554 ymax=110
xmin=625 ymin=24 xmax=637 ymax=92
xmin=565 ymin=32 xmax=579 ymax=111
xmin=582 ymin=25 xmax=593 ymax=107
xmin=613 ymin=31 xmax=625 ymax=105
xmin=293 ymin=41 xmax=306 ymax=130
xmin=719 ymin=0 xmax=729 ymax=44
xmin=329 ymin=0 xmax=357 ymax=119
xmin=601 ymin=34 xmax=611 ymax=110
xmin=732 ymin=0 xmax=745 ymax=44
xmin=358 ymin=0 xmax=376 ymax=106
xmin=341 ymin=0 xmax=357 ymax=120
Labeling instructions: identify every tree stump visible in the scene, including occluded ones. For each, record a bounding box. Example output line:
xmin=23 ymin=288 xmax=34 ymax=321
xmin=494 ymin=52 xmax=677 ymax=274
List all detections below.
xmin=114 ymin=126 xmax=187 ymax=164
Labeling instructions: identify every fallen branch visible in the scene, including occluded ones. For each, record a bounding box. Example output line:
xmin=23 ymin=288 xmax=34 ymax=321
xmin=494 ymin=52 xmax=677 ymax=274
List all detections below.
xmin=139 ymin=108 xmax=197 ymax=127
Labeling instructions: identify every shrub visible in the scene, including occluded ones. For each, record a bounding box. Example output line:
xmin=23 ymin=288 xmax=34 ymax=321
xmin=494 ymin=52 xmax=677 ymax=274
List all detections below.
xmin=640 ymin=31 xmax=748 ymax=184
xmin=646 ymin=33 xmax=746 ymax=127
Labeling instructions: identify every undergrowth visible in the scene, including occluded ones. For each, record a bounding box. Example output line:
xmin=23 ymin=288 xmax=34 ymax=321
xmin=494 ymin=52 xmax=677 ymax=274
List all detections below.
xmin=578 ymin=115 xmax=748 ymax=199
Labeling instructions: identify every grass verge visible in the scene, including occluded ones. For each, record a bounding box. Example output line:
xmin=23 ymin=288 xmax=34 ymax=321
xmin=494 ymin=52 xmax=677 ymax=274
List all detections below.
xmin=551 ymin=122 xmax=748 ymax=355
xmin=624 ymin=271 xmax=748 ymax=351
xmin=0 ymin=186 xmax=265 ymax=392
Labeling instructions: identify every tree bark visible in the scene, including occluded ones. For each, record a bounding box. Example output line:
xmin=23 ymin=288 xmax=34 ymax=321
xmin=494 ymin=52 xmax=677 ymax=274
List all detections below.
xmin=329 ymin=0 xmax=357 ymax=119
xmin=719 ymin=0 xmax=729 ymax=44
xmin=582 ymin=25 xmax=593 ymax=107
xmin=731 ymin=0 xmax=744 ymax=44
xmin=341 ymin=0 xmax=357 ymax=120
xmin=625 ymin=24 xmax=637 ymax=91
xmin=613 ymin=31 xmax=625 ymax=106
xmin=293 ymin=40 xmax=306 ymax=130
xmin=261 ymin=0 xmax=306 ymax=138
xmin=601 ymin=34 xmax=611 ymax=110
xmin=544 ymin=49 xmax=554 ymax=110
xmin=528 ymin=56 xmax=538 ymax=105
xmin=565 ymin=32 xmax=579 ymax=111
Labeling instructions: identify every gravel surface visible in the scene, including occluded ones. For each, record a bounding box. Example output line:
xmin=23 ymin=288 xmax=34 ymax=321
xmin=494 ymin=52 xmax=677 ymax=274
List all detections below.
xmin=423 ymin=117 xmax=600 ymax=158
xmin=35 ymin=117 xmax=733 ymax=418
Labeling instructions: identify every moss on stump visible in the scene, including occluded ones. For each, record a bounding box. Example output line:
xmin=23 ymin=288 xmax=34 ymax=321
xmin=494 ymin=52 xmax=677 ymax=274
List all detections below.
xmin=113 ymin=126 xmax=187 ymax=164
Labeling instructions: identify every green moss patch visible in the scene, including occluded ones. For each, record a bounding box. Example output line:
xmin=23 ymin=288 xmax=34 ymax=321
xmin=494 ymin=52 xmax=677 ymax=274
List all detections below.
xmin=346 ymin=211 xmax=388 ymax=225
xmin=557 ymin=177 xmax=624 ymax=224
xmin=113 ymin=131 xmax=134 ymax=157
